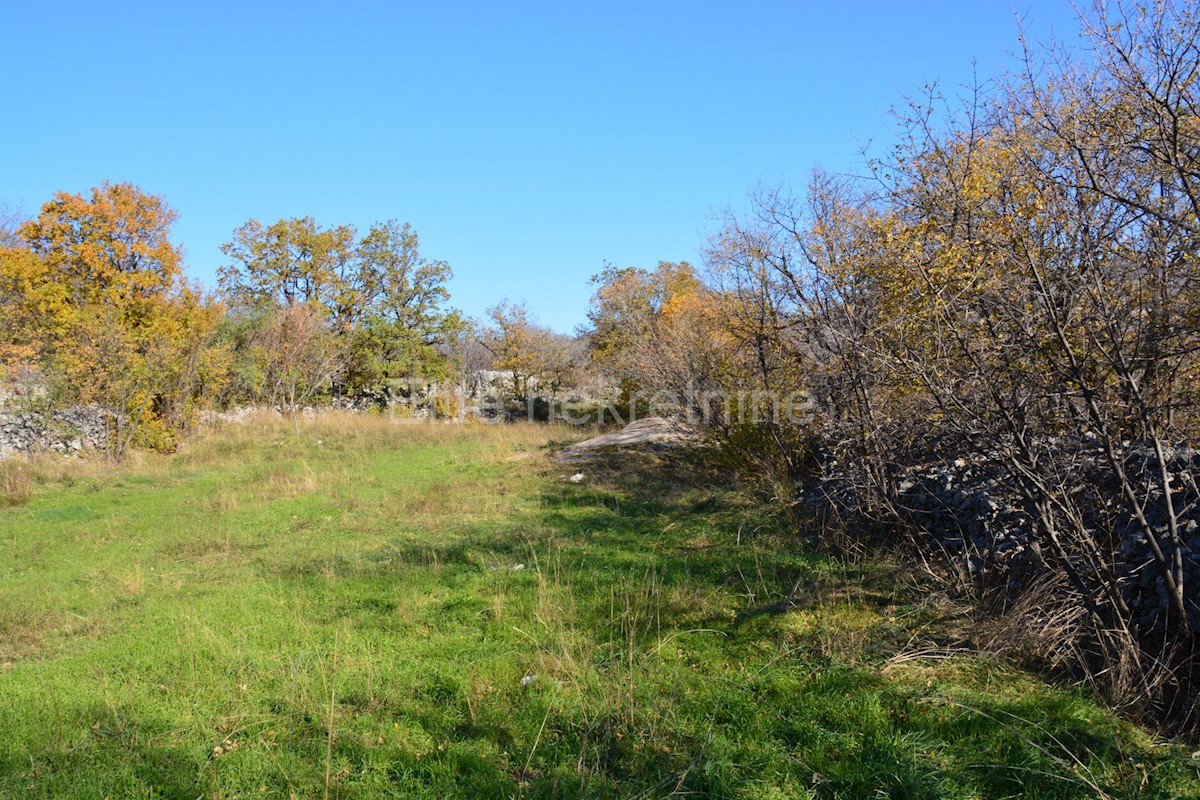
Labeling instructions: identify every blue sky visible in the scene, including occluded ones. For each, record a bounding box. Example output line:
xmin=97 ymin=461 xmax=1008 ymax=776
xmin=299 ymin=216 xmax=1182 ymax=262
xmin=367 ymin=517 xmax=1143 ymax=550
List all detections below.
xmin=1 ymin=1 xmax=1083 ymax=333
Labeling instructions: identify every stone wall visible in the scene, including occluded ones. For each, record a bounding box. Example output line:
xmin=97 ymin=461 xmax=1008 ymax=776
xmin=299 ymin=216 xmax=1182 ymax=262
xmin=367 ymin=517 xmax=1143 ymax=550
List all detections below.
xmin=0 ymin=406 xmax=113 ymax=458
xmin=805 ymin=440 xmax=1200 ymax=633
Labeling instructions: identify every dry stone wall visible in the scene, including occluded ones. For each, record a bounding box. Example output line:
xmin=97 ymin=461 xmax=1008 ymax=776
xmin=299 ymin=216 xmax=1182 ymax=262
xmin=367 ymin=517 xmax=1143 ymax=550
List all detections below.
xmin=0 ymin=406 xmax=112 ymax=458
xmin=805 ymin=440 xmax=1200 ymax=633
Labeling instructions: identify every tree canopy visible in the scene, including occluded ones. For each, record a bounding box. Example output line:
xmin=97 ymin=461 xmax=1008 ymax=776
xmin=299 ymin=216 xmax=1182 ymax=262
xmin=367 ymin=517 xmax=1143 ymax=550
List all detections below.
xmin=0 ymin=182 xmax=226 ymax=451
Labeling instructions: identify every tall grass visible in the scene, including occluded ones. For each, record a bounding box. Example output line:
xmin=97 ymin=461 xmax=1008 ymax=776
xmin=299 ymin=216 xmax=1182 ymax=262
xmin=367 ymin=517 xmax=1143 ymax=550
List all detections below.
xmin=0 ymin=458 xmax=32 ymax=506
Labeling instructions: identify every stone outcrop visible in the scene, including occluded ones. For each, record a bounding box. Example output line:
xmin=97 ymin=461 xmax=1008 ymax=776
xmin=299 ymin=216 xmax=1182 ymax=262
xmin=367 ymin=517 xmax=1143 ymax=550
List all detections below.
xmin=553 ymin=417 xmax=698 ymax=463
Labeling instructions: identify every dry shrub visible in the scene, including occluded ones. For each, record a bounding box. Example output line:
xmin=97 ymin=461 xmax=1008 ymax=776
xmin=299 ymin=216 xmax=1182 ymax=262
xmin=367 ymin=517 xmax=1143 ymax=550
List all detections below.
xmin=433 ymin=393 xmax=463 ymax=419
xmin=975 ymin=574 xmax=1089 ymax=673
xmin=974 ymin=573 xmax=1187 ymax=725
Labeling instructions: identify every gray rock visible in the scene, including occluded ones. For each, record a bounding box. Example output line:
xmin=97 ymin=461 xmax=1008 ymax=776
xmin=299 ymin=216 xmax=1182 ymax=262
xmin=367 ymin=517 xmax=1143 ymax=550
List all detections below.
xmin=0 ymin=406 xmax=113 ymax=459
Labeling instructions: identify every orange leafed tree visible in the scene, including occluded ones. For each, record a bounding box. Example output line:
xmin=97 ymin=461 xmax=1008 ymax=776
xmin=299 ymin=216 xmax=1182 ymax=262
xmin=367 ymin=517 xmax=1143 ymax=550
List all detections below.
xmin=0 ymin=182 xmax=226 ymax=452
xmin=587 ymin=261 xmax=731 ymax=411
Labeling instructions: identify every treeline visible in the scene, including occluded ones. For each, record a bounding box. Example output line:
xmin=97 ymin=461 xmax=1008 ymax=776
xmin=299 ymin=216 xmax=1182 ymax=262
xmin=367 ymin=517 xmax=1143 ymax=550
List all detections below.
xmin=0 ymin=189 xmax=592 ymax=452
xmin=584 ymin=1 xmax=1200 ymax=734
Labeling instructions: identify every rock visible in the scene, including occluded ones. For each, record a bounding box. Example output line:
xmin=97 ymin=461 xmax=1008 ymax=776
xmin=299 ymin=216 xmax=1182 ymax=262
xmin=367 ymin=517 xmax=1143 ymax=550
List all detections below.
xmin=553 ymin=417 xmax=697 ymax=464
xmin=0 ymin=405 xmax=113 ymax=460
xmin=804 ymin=436 xmax=1200 ymax=635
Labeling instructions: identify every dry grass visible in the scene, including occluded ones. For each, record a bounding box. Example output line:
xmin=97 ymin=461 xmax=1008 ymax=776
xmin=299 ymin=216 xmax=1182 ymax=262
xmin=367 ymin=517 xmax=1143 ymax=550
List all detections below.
xmin=976 ymin=574 xmax=1089 ymax=672
xmin=0 ymin=458 xmax=33 ymax=506
xmin=120 ymin=563 xmax=146 ymax=596
xmin=1 ymin=449 xmax=166 ymax=504
xmin=973 ymin=573 xmax=1186 ymax=720
xmin=184 ymin=411 xmax=583 ymax=465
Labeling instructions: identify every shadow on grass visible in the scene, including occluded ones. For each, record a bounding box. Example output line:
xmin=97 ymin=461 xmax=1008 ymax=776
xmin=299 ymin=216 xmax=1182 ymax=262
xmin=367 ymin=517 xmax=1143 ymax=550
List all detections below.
xmin=506 ymin=446 xmax=1168 ymax=800
xmin=0 ymin=706 xmax=206 ymax=800
xmin=8 ymin=442 xmax=1187 ymax=800
xmin=248 ymin=444 xmax=1166 ymax=797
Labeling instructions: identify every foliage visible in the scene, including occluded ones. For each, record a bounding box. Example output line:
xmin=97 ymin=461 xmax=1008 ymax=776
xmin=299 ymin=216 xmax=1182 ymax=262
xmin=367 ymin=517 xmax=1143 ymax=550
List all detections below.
xmin=218 ymin=217 xmax=461 ymax=405
xmin=218 ymin=216 xmax=358 ymax=323
xmin=483 ymin=299 xmax=578 ymax=400
xmin=0 ymin=182 xmax=226 ymax=453
xmin=347 ymin=220 xmax=464 ymax=392
xmin=675 ymin=0 xmax=1200 ymax=733
xmin=0 ymin=244 xmax=51 ymax=367
xmin=586 ymin=261 xmax=736 ymax=418
xmin=257 ymin=302 xmax=348 ymax=410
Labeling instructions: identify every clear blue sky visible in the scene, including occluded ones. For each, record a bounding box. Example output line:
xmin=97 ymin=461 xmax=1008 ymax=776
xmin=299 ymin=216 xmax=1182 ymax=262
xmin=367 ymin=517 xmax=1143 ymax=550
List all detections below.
xmin=1 ymin=1 xmax=1083 ymax=333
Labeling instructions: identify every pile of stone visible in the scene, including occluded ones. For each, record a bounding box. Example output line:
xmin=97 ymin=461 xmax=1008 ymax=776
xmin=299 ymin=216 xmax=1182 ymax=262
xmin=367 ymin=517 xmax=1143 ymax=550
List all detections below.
xmin=0 ymin=406 xmax=113 ymax=459
xmin=891 ymin=459 xmax=1036 ymax=578
xmin=806 ymin=440 xmax=1200 ymax=633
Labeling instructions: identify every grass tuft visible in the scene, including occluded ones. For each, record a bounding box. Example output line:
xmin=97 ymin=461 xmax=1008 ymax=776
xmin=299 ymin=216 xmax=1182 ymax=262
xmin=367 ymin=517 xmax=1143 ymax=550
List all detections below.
xmin=0 ymin=457 xmax=33 ymax=506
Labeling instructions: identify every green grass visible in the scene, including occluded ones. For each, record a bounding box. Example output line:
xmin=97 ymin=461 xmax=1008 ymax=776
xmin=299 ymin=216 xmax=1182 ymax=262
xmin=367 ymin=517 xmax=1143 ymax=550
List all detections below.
xmin=1 ymin=413 xmax=1198 ymax=799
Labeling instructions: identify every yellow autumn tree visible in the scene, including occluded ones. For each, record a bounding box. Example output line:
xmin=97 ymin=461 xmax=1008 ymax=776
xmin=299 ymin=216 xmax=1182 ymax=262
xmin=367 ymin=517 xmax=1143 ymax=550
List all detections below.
xmin=483 ymin=300 xmax=576 ymax=402
xmin=0 ymin=182 xmax=227 ymax=453
xmin=586 ymin=261 xmax=735 ymax=419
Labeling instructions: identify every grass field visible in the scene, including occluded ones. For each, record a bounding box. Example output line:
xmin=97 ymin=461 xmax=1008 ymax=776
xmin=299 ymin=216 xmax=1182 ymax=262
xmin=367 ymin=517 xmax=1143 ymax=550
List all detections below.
xmin=1 ymin=414 xmax=1198 ymax=799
